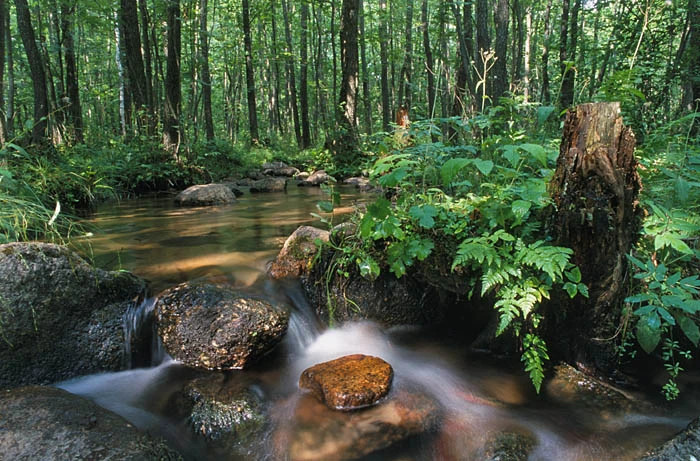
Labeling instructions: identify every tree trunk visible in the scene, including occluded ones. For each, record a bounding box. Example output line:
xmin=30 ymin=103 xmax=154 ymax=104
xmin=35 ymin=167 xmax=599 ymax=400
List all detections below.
xmin=398 ymin=0 xmax=413 ymax=109
xmin=14 ymin=0 xmax=49 ymax=146
xmin=492 ymin=0 xmax=508 ymax=102
xmin=540 ymin=0 xmax=553 ymax=104
xmin=548 ymin=102 xmax=642 ymax=373
xmin=199 ymin=0 xmax=214 ymax=141
xmin=120 ymin=0 xmax=148 ymax=128
xmin=299 ymin=0 xmax=311 ymax=148
xmin=138 ymin=0 xmax=154 ymax=117
xmin=682 ymin=0 xmax=699 ymax=122
xmin=379 ymin=0 xmax=391 ymax=132
xmin=5 ymin=0 xmax=13 ymax=139
xmin=450 ymin=0 xmax=473 ymax=119
xmin=359 ymin=0 xmax=371 ymax=135
xmin=114 ymin=11 xmax=129 ymax=137
xmin=163 ymin=0 xmax=182 ymax=156
xmin=271 ymin=0 xmax=283 ymax=134
xmin=523 ymin=9 xmax=532 ymax=103
xmin=0 ymin=0 xmax=6 ymax=144
xmin=281 ymin=0 xmax=301 ymax=147
xmin=60 ymin=0 xmax=83 ymax=144
xmin=241 ymin=0 xmax=259 ymax=144
xmin=422 ymin=0 xmax=435 ymax=121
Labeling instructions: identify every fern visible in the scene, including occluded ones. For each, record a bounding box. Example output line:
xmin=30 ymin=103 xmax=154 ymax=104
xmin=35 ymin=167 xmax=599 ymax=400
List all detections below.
xmin=522 ymin=333 xmax=549 ymax=394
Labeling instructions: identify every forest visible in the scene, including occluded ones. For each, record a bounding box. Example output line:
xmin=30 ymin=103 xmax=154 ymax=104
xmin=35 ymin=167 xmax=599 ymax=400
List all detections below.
xmin=0 ymin=0 xmax=700 ymax=458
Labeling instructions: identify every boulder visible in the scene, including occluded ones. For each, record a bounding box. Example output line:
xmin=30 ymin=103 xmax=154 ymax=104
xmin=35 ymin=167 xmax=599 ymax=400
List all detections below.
xmin=299 ymin=354 xmax=393 ymax=410
xmin=262 ymin=161 xmax=300 ymax=177
xmin=281 ymin=389 xmax=439 ymax=460
xmin=0 ymin=386 xmax=181 ymax=460
xmin=0 ymin=242 xmax=146 ymax=387
xmin=302 ymin=251 xmax=444 ymax=327
xmin=296 ymin=172 xmax=311 ymax=181
xmin=636 ymin=417 xmax=700 ymax=461
xmin=220 ymin=183 xmax=244 ymax=197
xmin=343 ymin=177 xmax=376 ymax=192
xmin=299 ymin=170 xmax=334 ymax=187
xmin=155 ymin=283 xmax=289 ymax=370
xmin=268 ymin=226 xmax=329 ymax=279
xmin=175 ymin=184 xmax=236 ymax=206
xmin=180 ymin=373 xmax=266 ymax=452
xmin=250 ymin=177 xmax=288 ymax=193
xmin=482 ymin=431 xmax=536 ymax=461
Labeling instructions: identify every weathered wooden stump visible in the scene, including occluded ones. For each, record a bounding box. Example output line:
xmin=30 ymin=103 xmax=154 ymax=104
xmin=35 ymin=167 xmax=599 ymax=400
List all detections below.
xmin=548 ymin=102 xmax=643 ymax=373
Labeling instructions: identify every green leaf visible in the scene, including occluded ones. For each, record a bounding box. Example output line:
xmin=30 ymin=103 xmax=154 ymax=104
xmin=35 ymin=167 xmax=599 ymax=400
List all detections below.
xmin=577 ymin=283 xmax=589 ymax=298
xmin=626 ymin=293 xmax=655 ymax=304
xmin=501 ymin=145 xmax=520 ymax=167
xmin=655 ymin=232 xmax=693 ymax=255
xmin=657 ymin=307 xmax=676 ymax=326
xmin=566 ymin=266 xmax=582 ymax=283
xmin=317 ymin=201 xmax=334 ymax=213
xmin=407 ymin=238 xmax=434 ymax=261
xmin=358 ymin=257 xmax=380 ymax=280
xmin=678 ymin=316 xmax=700 ymax=347
xmin=563 ymin=282 xmax=578 ymax=298
xmin=537 ymin=106 xmax=555 ymax=125
xmin=378 ymin=167 xmax=409 ymax=187
xmin=633 ymin=304 xmax=656 ymax=316
xmin=636 ymin=320 xmax=661 ymax=354
xmin=440 ymin=158 xmax=471 ymax=186
xmin=409 ymin=205 xmax=438 ymax=229
xmin=627 ymin=254 xmax=648 ymax=271
xmin=519 ymin=144 xmax=548 ymax=167
xmin=511 ymin=200 xmax=532 ymax=221
xmin=473 ymin=159 xmax=494 ymax=176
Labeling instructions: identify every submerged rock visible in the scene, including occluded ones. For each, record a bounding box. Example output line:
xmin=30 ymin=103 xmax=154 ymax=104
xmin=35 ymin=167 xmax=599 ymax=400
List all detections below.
xmin=155 ymin=283 xmax=289 ymax=370
xmin=0 ymin=386 xmax=181 ymax=460
xmin=482 ymin=431 xmax=536 ymax=461
xmin=268 ymin=226 xmax=329 ymax=279
xmin=175 ymin=184 xmax=236 ymax=206
xmin=0 ymin=242 xmax=146 ymax=387
xmin=281 ymin=389 xmax=439 ymax=460
xmin=299 ymin=354 xmax=393 ymax=410
xmin=299 ymin=170 xmax=334 ymax=187
xmin=637 ymin=417 xmax=700 ymax=461
xmin=180 ymin=373 xmax=266 ymax=453
xmin=250 ymin=177 xmax=287 ymax=193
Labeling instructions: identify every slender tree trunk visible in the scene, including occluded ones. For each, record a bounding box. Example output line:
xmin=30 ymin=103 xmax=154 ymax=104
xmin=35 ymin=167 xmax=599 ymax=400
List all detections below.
xmin=359 ymin=0 xmax=371 ymax=135
xmin=271 ymin=0 xmax=283 ymax=134
xmin=541 ymin=0 xmax=553 ymax=104
xmin=398 ymin=0 xmax=414 ymax=109
xmin=476 ymin=0 xmax=490 ymax=54
xmin=379 ymin=0 xmax=391 ymax=131
xmin=682 ymin=0 xmax=699 ymax=121
xmin=163 ymin=0 xmax=181 ymax=156
xmin=0 ymin=0 xmax=6 ymax=144
xmin=199 ymin=0 xmax=214 ymax=141
xmin=281 ymin=0 xmax=301 ymax=147
xmin=299 ymin=0 xmax=311 ymax=148
xmin=422 ymin=0 xmax=435 ymax=121
xmin=60 ymin=0 xmax=83 ymax=143
xmin=241 ymin=0 xmax=258 ymax=144
xmin=492 ymin=0 xmax=508 ymax=102
xmin=120 ymin=0 xmax=148 ymax=129
xmin=138 ymin=0 xmax=154 ymax=130
xmin=331 ymin=1 xmax=337 ymax=105
xmin=559 ymin=0 xmax=580 ymax=109
xmin=450 ymin=0 xmax=473 ymax=117
xmin=523 ymin=9 xmax=532 ymax=104
xmin=5 ymin=1 xmax=13 ymax=138
xmin=14 ymin=0 xmax=49 ymax=145
xmin=438 ymin=1 xmax=449 ymax=122
xmin=114 ymin=11 xmax=128 ymax=137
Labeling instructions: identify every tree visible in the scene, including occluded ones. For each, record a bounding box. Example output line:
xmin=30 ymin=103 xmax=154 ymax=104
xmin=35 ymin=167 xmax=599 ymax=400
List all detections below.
xmin=379 ymin=0 xmax=391 ymax=132
xmin=398 ymin=0 xmax=414 ymax=109
xmin=119 ymin=0 xmax=149 ymax=130
xmin=199 ymin=0 xmax=214 ymax=141
xmin=61 ymin=0 xmax=83 ymax=144
xmin=241 ymin=0 xmax=259 ymax=144
xmin=0 ymin=0 xmax=6 ymax=144
xmin=14 ymin=0 xmax=49 ymax=146
xmin=492 ymin=0 xmax=509 ymax=102
xmin=281 ymin=0 xmax=301 ymax=147
xmin=163 ymin=0 xmax=181 ymax=156
xmin=299 ymin=0 xmax=311 ymax=148
xmin=422 ymin=0 xmax=435 ymax=120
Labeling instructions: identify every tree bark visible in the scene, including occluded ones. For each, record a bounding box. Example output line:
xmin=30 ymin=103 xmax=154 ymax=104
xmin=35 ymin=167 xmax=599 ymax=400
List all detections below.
xmin=138 ymin=0 xmax=153 ymax=116
xmin=422 ymin=0 xmax=435 ymax=122
xmin=299 ymin=0 xmax=311 ymax=148
xmin=60 ymin=0 xmax=83 ymax=143
xmin=0 ymin=0 xmax=6 ymax=144
xmin=492 ymin=0 xmax=508 ymax=102
xmin=450 ymin=0 xmax=473 ymax=118
xmin=163 ymin=0 xmax=182 ymax=156
xmin=398 ymin=0 xmax=413 ymax=109
xmin=241 ymin=0 xmax=259 ymax=144
xmin=281 ymin=0 xmax=301 ymax=147
xmin=559 ymin=0 xmax=581 ymax=109
xmin=523 ymin=9 xmax=532 ymax=103
xmin=548 ymin=102 xmax=642 ymax=373
xmin=540 ymin=0 xmax=553 ymax=104
xmin=5 ymin=0 xmax=13 ymax=139
xmin=682 ymin=0 xmax=699 ymax=122
xmin=119 ymin=0 xmax=148 ymax=128
xmin=199 ymin=0 xmax=214 ymax=141
xmin=14 ymin=0 xmax=49 ymax=146
xmin=359 ymin=0 xmax=371 ymax=135
xmin=379 ymin=0 xmax=391 ymax=132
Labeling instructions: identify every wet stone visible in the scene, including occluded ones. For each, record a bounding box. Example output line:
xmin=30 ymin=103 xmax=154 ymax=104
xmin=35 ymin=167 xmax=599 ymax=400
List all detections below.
xmin=299 ymin=170 xmax=334 ymax=187
xmin=155 ymin=283 xmax=289 ymax=370
xmin=299 ymin=354 xmax=393 ymax=410
xmin=250 ymin=177 xmax=287 ymax=192
xmin=175 ymin=184 xmax=236 ymax=206
xmin=268 ymin=226 xmax=329 ymax=279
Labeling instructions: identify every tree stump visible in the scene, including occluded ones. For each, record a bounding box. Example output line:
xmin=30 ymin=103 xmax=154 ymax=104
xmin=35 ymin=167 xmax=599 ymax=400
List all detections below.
xmin=548 ymin=102 xmax=643 ymax=373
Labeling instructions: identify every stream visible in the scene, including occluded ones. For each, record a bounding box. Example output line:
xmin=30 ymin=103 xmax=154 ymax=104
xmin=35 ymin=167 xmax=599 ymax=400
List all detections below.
xmin=58 ymin=186 xmax=695 ymax=460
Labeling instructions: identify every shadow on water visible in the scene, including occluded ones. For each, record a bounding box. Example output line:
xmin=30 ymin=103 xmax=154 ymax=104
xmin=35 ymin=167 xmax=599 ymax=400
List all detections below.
xmin=57 ymin=187 xmax=696 ymax=460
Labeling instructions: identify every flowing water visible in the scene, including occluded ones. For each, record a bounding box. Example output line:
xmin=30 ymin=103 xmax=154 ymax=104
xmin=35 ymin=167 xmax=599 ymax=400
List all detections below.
xmin=58 ymin=186 xmax=697 ymax=460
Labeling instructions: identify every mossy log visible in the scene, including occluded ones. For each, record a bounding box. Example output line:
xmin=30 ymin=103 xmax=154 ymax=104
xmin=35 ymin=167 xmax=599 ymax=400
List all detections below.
xmin=547 ymin=102 xmax=643 ymax=373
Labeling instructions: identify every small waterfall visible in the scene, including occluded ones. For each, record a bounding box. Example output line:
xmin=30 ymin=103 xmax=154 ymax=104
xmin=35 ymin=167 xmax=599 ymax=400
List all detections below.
xmin=123 ymin=296 xmax=171 ymax=368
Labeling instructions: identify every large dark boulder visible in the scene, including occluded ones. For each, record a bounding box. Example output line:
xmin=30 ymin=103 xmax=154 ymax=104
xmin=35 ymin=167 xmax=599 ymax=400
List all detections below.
xmin=155 ymin=283 xmax=289 ymax=370
xmin=637 ymin=417 xmax=700 ymax=461
xmin=250 ymin=177 xmax=287 ymax=193
xmin=0 ymin=386 xmax=181 ymax=460
xmin=278 ymin=389 xmax=439 ymax=460
xmin=299 ymin=354 xmax=393 ymax=410
xmin=175 ymin=184 xmax=236 ymax=206
xmin=0 ymin=242 xmax=146 ymax=387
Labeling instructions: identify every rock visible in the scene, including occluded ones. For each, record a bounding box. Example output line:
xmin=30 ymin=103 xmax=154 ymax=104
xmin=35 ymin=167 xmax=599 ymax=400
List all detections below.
xmin=296 ymin=172 xmax=311 ymax=181
xmin=180 ymin=373 xmax=266 ymax=452
xmin=343 ymin=176 xmax=376 ymax=192
xmin=482 ymin=431 xmax=536 ymax=461
xmin=155 ymin=283 xmax=289 ymax=370
xmin=250 ymin=177 xmax=287 ymax=193
xmin=637 ymin=417 xmax=700 ymax=461
xmin=299 ymin=354 xmax=393 ymax=410
xmin=268 ymin=226 xmax=329 ymax=279
xmin=231 ymin=178 xmax=256 ymax=187
xmin=0 ymin=242 xmax=146 ymax=387
xmin=247 ymin=169 xmax=265 ymax=180
xmin=329 ymin=222 xmax=356 ymax=246
xmin=262 ymin=161 xmax=300 ymax=177
xmin=302 ymin=250 xmax=444 ymax=326
xmin=175 ymin=184 xmax=236 ymax=206
xmin=0 ymin=386 xmax=181 ymax=460
xmin=545 ymin=364 xmax=644 ymax=418
xmin=282 ymin=389 xmax=439 ymax=460
xmin=220 ymin=183 xmax=244 ymax=197
xmin=299 ymin=170 xmax=334 ymax=187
